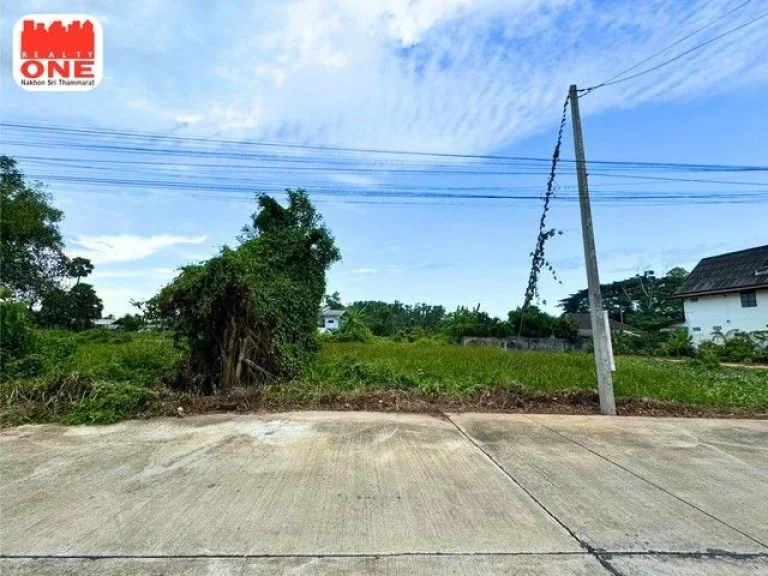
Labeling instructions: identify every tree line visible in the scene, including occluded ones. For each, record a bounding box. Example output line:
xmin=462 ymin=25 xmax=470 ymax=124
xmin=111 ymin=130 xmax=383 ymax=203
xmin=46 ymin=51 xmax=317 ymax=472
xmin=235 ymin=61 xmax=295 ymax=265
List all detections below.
xmin=1 ymin=156 xmax=104 ymax=331
xmin=322 ymin=265 xmax=690 ymax=344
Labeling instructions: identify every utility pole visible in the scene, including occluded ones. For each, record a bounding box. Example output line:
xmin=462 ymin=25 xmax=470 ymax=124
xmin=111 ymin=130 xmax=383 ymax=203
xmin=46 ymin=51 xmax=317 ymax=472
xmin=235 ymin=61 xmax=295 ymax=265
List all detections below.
xmin=569 ymin=84 xmax=616 ymax=416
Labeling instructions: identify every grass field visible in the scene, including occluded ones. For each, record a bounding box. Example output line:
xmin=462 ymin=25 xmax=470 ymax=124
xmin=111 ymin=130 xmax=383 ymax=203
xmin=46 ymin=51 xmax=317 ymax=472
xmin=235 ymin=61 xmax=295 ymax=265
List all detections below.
xmin=2 ymin=333 xmax=767 ymax=426
xmin=307 ymin=342 xmax=768 ymax=410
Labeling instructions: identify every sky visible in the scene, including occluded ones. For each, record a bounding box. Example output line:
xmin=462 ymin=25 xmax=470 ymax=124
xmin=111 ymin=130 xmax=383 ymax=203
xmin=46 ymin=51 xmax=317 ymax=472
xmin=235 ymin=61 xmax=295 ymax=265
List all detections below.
xmin=2 ymin=0 xmax=767 ymax=317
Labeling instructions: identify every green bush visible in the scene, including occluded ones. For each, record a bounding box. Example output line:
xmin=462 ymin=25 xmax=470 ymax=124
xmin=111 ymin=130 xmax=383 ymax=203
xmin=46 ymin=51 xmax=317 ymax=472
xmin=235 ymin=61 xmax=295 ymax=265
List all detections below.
xmin=65 ymin=381 xmax=157 ymax=425
xmin=0 ymin=301 xmax=36 ymax=369
xmin=4 ymin=353 xmax=45 ymax=379
xmin=720 ymin=336 xmax=756 ymax=363
xmin=663 ymin=330 xmax=694 ymax=357
xmin=697 ymin=330 xmax=768 ymax=364
xmin=327 ymin=310 xmax=373 ymax=343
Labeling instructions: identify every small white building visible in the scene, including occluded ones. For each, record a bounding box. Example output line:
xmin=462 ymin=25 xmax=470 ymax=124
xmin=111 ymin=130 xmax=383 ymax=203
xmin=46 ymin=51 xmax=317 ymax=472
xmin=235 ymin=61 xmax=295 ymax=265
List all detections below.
xmin=675 ymin=245 xmax=768 ymax=345
xmin=93 ymin=318 xmax=119 ymax=330
xmin=318 ymin=307 xmax=345 ymax=333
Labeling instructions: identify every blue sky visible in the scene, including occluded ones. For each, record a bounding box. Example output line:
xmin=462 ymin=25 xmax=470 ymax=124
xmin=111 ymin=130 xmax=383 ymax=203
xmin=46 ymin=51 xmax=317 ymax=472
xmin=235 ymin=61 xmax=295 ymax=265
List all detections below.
xmin=2 ymin=0 xmax=767 ymax=317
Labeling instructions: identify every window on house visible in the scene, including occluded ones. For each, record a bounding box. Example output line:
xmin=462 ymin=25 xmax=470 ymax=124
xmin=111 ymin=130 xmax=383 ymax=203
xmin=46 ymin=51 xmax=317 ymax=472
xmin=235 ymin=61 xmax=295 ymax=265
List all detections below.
xmin=713 ymin=325 xmax=722 ymax=331
xmin=740 ymin=290 xmax=757 ymax=308
xmin=692 ymin=327 xmax=701 ymax=332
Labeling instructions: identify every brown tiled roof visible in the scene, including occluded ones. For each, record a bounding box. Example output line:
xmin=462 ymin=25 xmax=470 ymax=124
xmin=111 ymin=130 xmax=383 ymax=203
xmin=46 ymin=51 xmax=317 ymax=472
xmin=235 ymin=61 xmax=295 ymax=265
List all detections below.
xmin=675 ymin=245 xmax=768 ymax=297
xmin=563 ymin=312 xmax=639 ymax=334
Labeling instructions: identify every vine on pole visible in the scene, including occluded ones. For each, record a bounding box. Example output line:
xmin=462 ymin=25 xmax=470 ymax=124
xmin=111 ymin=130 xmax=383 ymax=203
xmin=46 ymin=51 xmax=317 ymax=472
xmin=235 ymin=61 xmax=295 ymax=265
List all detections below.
xmin=518 ymin=94 xmax=570 ymax=335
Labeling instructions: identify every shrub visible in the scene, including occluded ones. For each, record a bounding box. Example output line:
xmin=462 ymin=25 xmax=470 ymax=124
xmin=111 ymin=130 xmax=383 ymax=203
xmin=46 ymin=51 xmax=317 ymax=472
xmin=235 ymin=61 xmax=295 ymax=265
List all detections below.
xmin=4 ymin=353 xmax=45 ymax=379
xmin=0 ymin=301 xmax=36 ymax=374
xmin=328 ymin=310 xmax=373 ymax=343
xmin=699 ymin=330 xmax=768 ymax=364
xmin=65 ymin=381 xmax=157 ymax=425
xmin=0 ymin=301 xmax=35 ymax=357
xmin=663 ymin=330 xmax=694 ymax=357
xmin=696 ymin=342 xmax=721 ymax=368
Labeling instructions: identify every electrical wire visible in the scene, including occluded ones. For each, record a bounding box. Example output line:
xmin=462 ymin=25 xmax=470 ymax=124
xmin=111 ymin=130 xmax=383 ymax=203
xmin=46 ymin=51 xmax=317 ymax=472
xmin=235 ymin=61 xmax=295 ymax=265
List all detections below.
xmin=580 ymin=6 xmax=768 ymax=94
xmin=4 ymin=123 xmax=768 ymax=172
xmin=589 ymin=0 xmax=753 ymax=89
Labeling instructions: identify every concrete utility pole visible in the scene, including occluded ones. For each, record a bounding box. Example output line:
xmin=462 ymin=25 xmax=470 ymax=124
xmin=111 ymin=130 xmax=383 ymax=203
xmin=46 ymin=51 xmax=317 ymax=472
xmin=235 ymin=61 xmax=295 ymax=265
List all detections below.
xmin=569 ymin=84 xmax=616 ymax=416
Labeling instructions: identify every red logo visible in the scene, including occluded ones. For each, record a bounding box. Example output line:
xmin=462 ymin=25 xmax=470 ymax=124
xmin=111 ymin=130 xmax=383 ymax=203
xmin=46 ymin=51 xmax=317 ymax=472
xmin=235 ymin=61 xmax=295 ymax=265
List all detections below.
xmin=13 ymin=14 xmax=103 ymax=92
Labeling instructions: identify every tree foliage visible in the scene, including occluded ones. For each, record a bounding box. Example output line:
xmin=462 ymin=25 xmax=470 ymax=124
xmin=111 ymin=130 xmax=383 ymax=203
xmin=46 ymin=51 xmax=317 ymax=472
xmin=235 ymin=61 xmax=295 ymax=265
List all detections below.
xmin=117 ymin=313 xmax=145 ymax=331
xmin=439 ymin=305 xmax=509 ymax=342
xmin=67 ymin=256 xmax=94 ymax=285
xmin=559 ymin=267 xmax=688 ymax=330
xmin=150 ymin=190 xmax=340 ymax=392
xmin=1 ymin=156 xmax=69 ymax=304
xmin=323 ymin=291 xmax=344 ymax=310
xmin=507 ymin=306 xmax=577 ymax=339
xmin=347 ymin=300 xmax=446 ymax=337
xmin=38 ymin=283 xmax=103 ymax=330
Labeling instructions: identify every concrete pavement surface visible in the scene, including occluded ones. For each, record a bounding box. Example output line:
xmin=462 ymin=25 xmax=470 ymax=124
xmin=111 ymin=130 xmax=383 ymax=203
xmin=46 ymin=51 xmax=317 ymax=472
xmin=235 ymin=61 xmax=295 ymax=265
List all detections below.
xmin=1 ymin=412 xmax=766 ymax=575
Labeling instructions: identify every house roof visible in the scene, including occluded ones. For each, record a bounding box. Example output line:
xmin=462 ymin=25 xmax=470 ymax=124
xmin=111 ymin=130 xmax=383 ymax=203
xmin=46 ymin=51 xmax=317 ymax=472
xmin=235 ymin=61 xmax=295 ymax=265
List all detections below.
xmin=674 ymin=244 xmax=768 ymax=297
xmin=320 ymin=307 xmax=345 ymax=318
xmin=564 ymin=312 xmax=639 ymax=334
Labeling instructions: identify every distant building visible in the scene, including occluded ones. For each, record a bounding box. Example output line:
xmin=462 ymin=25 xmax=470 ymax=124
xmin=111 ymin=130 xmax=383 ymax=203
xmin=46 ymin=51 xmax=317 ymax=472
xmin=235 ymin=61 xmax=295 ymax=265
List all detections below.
xmin=319 ymin=307 xmax=345 ymax=333
xmin=92 ymin=318 xmax=119 ymax=330
xmin=563 ymin=312 xmax=640 ymax=339
xmin=674 ymin=245 xmax=768 ymax=344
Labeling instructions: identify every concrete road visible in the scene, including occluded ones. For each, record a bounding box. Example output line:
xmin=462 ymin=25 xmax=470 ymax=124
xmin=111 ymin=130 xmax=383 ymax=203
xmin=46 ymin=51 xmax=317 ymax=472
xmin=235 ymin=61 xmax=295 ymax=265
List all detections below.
xmin=1 ymin=412 xmax=766 ymax=575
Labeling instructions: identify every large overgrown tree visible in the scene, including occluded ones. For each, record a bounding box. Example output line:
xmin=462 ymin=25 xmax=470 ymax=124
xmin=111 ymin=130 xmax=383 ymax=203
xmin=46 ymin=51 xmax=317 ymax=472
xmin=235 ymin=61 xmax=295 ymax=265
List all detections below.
xmin=1 ymin=156 xmax=69 ymax=304
xmin=151 ymin=190 xmax=340 ymax=392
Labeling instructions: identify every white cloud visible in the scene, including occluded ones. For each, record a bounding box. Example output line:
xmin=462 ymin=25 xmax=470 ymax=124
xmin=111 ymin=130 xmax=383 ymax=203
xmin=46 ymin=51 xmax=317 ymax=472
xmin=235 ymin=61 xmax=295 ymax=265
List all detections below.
xmin=329 ymin=173 xmax=379 ymax=187
xmin=133 ymin=0 xmax=768 ymax=152
xmin=351 ymin=266 xmax=404 ymax=274
xmin=4 ymin=0 xmax=768 ymax=154
xmin=69 ymin=234 xmax=207 ymax=264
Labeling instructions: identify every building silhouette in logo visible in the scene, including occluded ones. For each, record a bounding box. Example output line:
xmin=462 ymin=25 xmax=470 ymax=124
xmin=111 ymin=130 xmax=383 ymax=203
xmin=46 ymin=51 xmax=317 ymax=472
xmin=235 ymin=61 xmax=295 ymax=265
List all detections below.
xmin=20 ymin=19 xmax=95 ymax=58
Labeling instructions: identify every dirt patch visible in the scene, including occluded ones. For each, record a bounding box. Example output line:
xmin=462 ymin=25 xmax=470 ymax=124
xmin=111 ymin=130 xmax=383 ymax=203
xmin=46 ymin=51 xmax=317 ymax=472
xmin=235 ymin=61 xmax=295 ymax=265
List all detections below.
xmin=154 ymin=386 xmax=768 ymax=420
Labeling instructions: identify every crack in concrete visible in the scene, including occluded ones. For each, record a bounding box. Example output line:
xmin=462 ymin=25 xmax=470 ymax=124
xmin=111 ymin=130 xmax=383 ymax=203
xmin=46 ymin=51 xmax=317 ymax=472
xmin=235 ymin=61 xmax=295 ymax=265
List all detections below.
xmin=522 ymin=415 xmax=768 ymax=550
xmin=442 ymin=414 xmax=625 ymax=575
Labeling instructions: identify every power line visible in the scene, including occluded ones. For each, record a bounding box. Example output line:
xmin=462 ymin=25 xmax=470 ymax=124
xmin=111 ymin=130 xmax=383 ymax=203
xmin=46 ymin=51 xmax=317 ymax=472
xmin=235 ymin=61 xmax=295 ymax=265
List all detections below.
xmin=580 ymin=6 xmax=768 ymax=94
xmin=593 ymin=0 xmax=752 ymax=88
xmin=22 ymin=172 xmax=768 ymax=203
xmin=4 ymin=123 xmax=768 ymax=172
xmin=16 ymin=156 xmax=768 ymax=188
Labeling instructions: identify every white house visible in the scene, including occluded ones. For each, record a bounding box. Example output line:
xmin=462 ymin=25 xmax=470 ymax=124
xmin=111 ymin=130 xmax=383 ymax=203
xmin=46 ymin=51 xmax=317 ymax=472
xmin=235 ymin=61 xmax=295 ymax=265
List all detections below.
xmin=674 ymin=245 xmax=768 ymax=345
xmin=318 ymin=307 xmax=345 ymax=333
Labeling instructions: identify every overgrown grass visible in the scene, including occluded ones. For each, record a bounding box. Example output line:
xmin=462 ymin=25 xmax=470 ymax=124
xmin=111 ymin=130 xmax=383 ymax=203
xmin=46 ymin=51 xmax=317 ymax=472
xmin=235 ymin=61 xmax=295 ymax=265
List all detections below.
xmin=306 ymin=342 xmax=768 ymax=410
xmin=3 ymin=335 xmax=767 ymax=427
xmin=1 ymin=329 xmax=184 ymax=426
